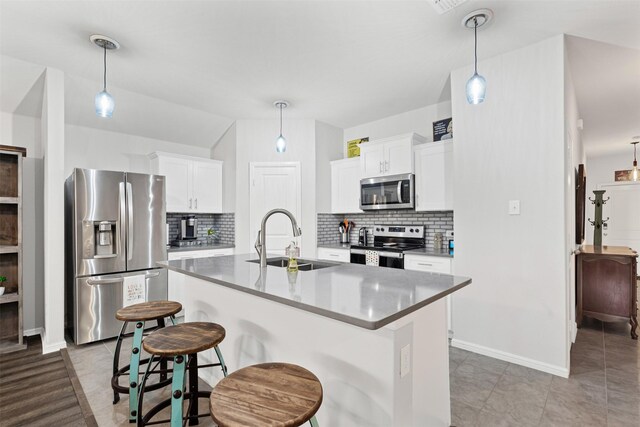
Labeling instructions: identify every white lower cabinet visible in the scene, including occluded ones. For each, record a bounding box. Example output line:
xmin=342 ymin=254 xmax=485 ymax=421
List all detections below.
xmin=317 ymin=247 xmax=350 ymax=263
xmin=168 ymin=248 xmax=235 ymax=316
xmin=404 ymin=254 xmax=454 ymax=336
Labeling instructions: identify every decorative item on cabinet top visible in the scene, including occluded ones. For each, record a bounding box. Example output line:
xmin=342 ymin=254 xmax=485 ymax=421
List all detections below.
xmin=149 ymin=152 xmax=223 ymax=214
xmin=347 ymin=137 xmax=369 ymax=158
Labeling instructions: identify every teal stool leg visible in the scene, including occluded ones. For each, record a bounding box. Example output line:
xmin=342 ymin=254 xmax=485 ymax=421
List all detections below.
xmin=129 ymin=321 xmax=145 ymax=422
xmin=170 ymin=354 xmax=187 ymax=427
xmin=309 ymin=416 xmax=319 ymax=426
xmin=213 ymin=345 xmax=228 ymax=377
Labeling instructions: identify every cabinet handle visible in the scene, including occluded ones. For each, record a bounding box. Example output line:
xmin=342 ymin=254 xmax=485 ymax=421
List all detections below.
xmin=329 ymin=254 xmax=339 ymax=257
xmin=195 ymin=198 xmax=198 ymax=209
xmin=385 ymin=160 xmax=390 ymax=172
xmin=189 ymin=198 xmax=192 ymax=209
xmin=418 ymin=263 xmax=433 ymax=266
xmin=379 ymin=161 xmax=383 ymax=173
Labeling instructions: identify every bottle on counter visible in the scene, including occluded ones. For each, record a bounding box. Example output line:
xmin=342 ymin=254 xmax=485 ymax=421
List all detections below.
xmin=286 ymin=241 xmax=300 ymax=272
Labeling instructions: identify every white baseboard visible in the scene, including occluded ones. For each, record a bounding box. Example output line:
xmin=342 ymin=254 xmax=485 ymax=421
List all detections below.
xmin=570 ymin=321 xmax=578 ymax=343
xmin=24 ymin=327 xmax=44 ymax=337
xmin=451 ymin=338 xmax=569 ymax=378
xmin=41 ymin=331 xmax=67 ymax=354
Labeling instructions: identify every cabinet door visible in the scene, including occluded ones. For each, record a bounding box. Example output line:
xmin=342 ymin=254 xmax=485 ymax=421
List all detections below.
xmin=331 ymin=159 xmax=361 ymax=213
xmin=192 ymin=160 xmax=222 ymax=213
xmin=317 ymin=247 xmax=350 ymax=262
xmin=384 ymin=138 xmax=414 ymax=175
xmin=359 ymin=143 xmax=385 ymax=178
xmin=158 ymin=156 xmax=192 ymax=213
xmin=414 ymin=141 xmax=453 ymax=211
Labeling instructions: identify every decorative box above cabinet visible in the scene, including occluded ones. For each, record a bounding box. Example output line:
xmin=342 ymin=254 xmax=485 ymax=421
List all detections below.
xmin=149 ymin=152 xmax=223 ymax=213
xmin=359 ymin=133 xmax=426 ymax=179
xmin=330 ymin=158 xmax=362 ymax=214
xmin=414 ymin=140 xmax=453 ymax=211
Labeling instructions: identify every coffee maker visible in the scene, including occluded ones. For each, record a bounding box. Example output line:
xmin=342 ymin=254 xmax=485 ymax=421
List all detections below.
xmin=180 ymin=215 xmax=198 ymax=240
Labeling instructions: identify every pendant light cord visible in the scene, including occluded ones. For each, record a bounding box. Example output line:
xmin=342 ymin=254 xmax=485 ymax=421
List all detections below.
xmin=474 ymin=17 xmax=478 ymax=74
xmin=279 ymin=103 xmax=283 ymax=136
xmin=103 ymin=45 xmax=107 ymax=91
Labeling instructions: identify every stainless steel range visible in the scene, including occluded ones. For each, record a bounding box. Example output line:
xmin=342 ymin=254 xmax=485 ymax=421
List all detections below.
xmin=350 ymin=225 xmax=425 ymax=268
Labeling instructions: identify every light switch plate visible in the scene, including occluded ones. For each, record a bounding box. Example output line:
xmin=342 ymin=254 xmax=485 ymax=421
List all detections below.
xmin=508 ymin=200 xmax=520 ymax=215
xmin=400 ymin=344 xmax=411 ymax=377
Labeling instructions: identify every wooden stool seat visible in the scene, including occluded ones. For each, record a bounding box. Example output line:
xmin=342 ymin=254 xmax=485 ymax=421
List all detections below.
xmin=210 ymin=363 xmax=323 ymax=427
xmin=143 ymin=322 xmax=225 ymax=357
xmin=115 ymin=300 xmax=182 ymax=322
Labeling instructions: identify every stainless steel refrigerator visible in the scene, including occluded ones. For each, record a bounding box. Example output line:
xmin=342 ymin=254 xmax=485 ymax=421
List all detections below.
xmin=65 ymin=168 xmax=168 ymax=344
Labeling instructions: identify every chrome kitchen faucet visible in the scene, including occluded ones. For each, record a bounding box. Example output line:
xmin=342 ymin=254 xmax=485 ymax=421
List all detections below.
xmin=255 ymin=208 xmax=302 ymax=267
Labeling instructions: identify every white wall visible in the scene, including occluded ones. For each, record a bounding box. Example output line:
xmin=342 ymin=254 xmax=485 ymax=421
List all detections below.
xmin=451 ymin=36 xmax=569 ymax=376
xmin=234 ymin=119 xmax=318 ymax=257
xmin=1 ymin=111 xmax=43 ymax=157
xmin=315 ymin=121 xmax=344 ymax=213
xmin=64 ymin=124 xmax=211 ymax=177
xmin=584 ymin=151 xmax=632 ymax=244
xmin=343 ymin=101 xmax=452 ymax=152
xmin=211 ymin=122 xmax=237 ymax=213
xmin=41 ymin=67 xmax=67 ymax=353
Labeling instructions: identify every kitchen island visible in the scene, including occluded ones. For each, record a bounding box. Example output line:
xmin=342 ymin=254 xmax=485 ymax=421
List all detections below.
xmin=161 ymin=254 xmax=471 ymax=426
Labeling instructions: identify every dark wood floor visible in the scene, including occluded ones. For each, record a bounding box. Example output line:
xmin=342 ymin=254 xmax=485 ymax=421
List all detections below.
xmin=0 ymin=336 xmax=96 ymax=427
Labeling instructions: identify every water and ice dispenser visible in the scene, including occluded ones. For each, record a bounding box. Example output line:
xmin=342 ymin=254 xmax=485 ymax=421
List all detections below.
xmin=83 ymin=220 xmax=118 ymax=258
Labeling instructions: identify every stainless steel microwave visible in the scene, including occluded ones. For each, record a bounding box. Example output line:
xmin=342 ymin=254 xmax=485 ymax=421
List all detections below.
xmin=360 ymin=173 xmax=415 ymax=210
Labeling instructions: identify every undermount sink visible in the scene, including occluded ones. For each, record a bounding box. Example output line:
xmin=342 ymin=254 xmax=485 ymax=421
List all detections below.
xmin=247 ymin=257 xmax=337 ymax=271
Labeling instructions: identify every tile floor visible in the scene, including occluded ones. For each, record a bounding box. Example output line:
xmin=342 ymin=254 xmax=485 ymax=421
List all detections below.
xmin=450 ymin=318 xmax=639 ymax=427
xmin=67 ymin=317 xmax=639 ymax=427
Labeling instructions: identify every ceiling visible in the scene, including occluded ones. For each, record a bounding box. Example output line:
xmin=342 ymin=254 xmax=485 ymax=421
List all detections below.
xmin=1 ymin=0 xmax=639 ymax=151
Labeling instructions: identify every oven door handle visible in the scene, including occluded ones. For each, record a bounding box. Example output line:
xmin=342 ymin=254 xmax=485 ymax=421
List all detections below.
xmin=350 ymin=249 xmax=404 ymax=259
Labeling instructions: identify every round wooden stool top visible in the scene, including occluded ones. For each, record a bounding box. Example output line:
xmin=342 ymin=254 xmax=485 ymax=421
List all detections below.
xmin=210 ymin=363 xmax=323 ymax=427
xmin=115 ymin=300 xmax=182 ymax=322
xmin=142 ymin=322 xmax=225 ymax=357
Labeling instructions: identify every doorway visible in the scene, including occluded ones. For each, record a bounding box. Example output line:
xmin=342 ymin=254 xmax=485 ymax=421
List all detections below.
xmin=249 ymin=162 xmax=302 ymax=255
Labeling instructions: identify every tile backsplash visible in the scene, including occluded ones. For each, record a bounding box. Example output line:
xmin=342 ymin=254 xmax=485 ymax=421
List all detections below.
xmin=166 ymin=213 xmax=235 ymax=245
xmin=317 ymin=210 xmax=453 ymax=249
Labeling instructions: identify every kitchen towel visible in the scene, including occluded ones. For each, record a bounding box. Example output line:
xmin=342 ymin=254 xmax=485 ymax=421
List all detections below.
xmin=365 ymin=250 xmax=379 ymax=266
xmin=123 ymin=274 xmax=146 ymax=307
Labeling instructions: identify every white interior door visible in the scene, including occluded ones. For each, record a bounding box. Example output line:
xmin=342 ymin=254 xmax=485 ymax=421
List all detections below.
xmin=599 ymin=182 xmax=640 ymax=251
xmin=249 ymin=162 xmax=301 ymax=255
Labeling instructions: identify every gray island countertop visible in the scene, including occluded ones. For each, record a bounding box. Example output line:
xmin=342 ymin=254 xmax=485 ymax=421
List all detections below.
xmin=159 ymin=254 xmax=471 ymax=330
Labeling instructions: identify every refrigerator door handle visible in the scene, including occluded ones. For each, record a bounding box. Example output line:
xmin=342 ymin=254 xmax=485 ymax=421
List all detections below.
xmin=144 ymin=271 xmax=160 ymax=279
xmin=87 ymin=277 xmax=123 ymax=285
xmin=119 ymin=181 xmax=127 ymax=259
xmin=126 ymin=182 xmax=133 ymax=261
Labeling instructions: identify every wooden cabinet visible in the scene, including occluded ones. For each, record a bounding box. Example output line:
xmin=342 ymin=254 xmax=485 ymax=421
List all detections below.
xmin=360 ymin=133 xmax=426 ymax=178
xmin=414 ymin=141 xmax=453 ymax=211
xmin=577 ymin=245 xmax=638 ymax=339
xmin=317 ymin=247 xmax=350 ymax=263
xmin=330 ymin=158 xmax=361 ymax=214
xmin=150 ymin=152 xmax=223 ymax=213
xmin=168 ymin=247 xmax=235 ymax=316
xmin=0 ymin=145 xmax=26 ymax=353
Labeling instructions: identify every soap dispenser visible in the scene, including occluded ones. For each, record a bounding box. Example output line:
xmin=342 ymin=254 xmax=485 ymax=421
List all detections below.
xmin=285 ymin=241 xmax=300 ymax=272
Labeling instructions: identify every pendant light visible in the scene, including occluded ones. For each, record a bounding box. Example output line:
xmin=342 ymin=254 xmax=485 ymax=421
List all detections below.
xmin=462 ymin=10 xmax=492 ymax=105
xmin=631 ymin=141 xmax=639 ymax=182
xmin=274 ymin=101 xmax=289 ymax=153
xmin=90 ymin=35 xmax=120 ymax=118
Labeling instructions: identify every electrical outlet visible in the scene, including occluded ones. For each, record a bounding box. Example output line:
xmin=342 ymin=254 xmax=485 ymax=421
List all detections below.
xmin=400 ymin=344 xmax=411 ymax=378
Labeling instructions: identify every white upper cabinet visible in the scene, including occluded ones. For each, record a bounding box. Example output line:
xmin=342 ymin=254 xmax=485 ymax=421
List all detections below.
xmin=149 ymin=152 xmax=223 ymax=213
xmin=330 ymin=158 xmax=362 ymax=213
xmin=414 ymin=140 xmax=453 ymax=211
xmin=359 ymin=133 xmax=426 ymax=178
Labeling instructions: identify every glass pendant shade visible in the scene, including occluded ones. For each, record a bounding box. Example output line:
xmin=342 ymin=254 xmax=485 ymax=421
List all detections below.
xmin=95 ymin=90 xmax=115 ymax=118
xmin=632 ymin=166 xmax=639 ymax=182
xmin=276 ymin=134 xmax=287 ymax=153
xmin=466 ymin=73 xmax=486 ymax=105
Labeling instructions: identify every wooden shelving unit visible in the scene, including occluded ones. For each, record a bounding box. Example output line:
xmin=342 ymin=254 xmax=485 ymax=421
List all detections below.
xmin=0 ymin=145 xmax=26 ymax=353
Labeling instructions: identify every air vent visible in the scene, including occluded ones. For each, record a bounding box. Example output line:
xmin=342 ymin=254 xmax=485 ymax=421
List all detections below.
xmin=429 ymin=0 xmax=468 ymax=15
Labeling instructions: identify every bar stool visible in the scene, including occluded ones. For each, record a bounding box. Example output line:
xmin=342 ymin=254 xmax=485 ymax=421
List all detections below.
xmin=210 ymin=362 xmax=322 ymax=427
xmin=138 ymin=321 xmax=228 ymax=427
xmin=112 ymin=300 xmax=182 ymax=423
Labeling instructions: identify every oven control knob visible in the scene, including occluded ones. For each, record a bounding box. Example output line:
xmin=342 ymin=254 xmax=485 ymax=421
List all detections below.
xmin=380 ymin=227 xmax=385 ymax=232
xmin=409 ymin=228 xmax=414 ymax=233
xmin=375 ymin=227 xmax=380 ymax=232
